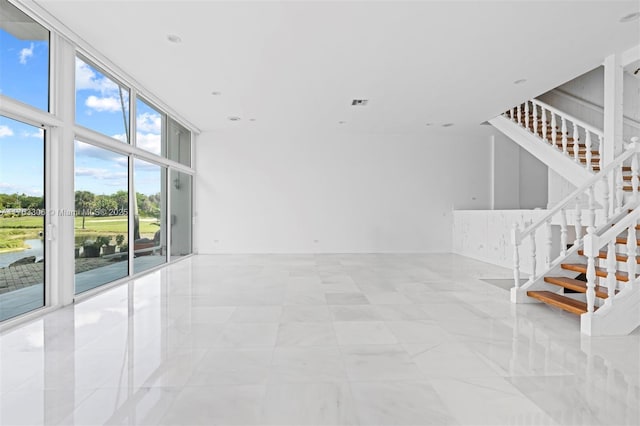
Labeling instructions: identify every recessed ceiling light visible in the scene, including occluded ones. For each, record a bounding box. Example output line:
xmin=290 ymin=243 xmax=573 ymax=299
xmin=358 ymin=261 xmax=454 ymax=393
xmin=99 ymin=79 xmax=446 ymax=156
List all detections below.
xmin=425 ymin=123 xmax=432 ymax=126
xmin=514 ymin=78 xmax=527 ymax=85
xmin=338 ymin=121 xmax=346 ymax=124
xmin=351 ymin=99 xmax=369 ymax=106
xmin=167 ymin=34 xmax=182 ymax=43
xmin=211 ymin=91 xmax=222 ymax=96
xmin=228 ymin=116 xmax=241 ymax=121
xmin=620 ymin=12 xmax=640 ymax=22
xmin=442 ymin=123 xmax=454 ymax=127
xmin=249 ymin=118 xmax=256 ymax=122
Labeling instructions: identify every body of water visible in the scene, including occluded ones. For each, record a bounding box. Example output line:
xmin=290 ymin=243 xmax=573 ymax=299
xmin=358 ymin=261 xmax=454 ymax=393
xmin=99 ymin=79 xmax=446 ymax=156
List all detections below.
xmin=0 ymin=239 xmax=44 ymax=268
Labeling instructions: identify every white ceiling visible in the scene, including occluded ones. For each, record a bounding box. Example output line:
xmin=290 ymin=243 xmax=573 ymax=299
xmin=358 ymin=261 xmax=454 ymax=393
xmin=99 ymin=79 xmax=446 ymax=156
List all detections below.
xmin=33 ymin=0 xmax=640 ymax=133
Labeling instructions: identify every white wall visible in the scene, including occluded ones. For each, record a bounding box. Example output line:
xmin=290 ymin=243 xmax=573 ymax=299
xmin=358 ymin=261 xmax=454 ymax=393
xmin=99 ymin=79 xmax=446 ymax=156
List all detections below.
xmin=195 ymin=126 xmax=495 ymax=254
xmin=539 ymin=66 xmax=640 ymax=141
xmin=492 ymin=132 xmax=548 ymax=209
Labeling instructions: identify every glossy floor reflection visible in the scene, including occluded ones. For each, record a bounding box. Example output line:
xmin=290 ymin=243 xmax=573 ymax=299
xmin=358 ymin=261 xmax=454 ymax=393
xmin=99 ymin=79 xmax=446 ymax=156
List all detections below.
xmin=0 ymin=254 xmax=639 ymax=425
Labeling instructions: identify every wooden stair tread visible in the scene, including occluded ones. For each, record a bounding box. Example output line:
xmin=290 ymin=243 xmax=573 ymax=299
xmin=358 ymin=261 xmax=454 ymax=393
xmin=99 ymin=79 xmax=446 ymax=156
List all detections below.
xmin=615 ymin=237 xmax=640 ymax=246
xmin=577 ymin=249 xmax=640 ymax=264
xmin=544 ymin=276 xmax=610 ymax=298
xmin=560 ymin=263 xmax=630 ymax=282
xmin=527 ymin=290 xmax=590 ymax=315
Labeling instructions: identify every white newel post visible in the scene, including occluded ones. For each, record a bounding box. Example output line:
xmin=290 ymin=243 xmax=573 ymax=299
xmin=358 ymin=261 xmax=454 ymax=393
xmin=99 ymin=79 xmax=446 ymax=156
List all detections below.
xmin=560 ymin=208 xmax=568 ymax=256
xmin=602 ymin=173 xmax=610 ymax=222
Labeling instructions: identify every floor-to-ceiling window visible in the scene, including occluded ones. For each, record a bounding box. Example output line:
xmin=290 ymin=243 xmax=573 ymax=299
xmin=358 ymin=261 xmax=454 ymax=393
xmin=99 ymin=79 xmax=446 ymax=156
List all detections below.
xmin=133 ymin=159 xmax=166 ymax=273
xmin=0 ymin=0 xmax=49 ymax=321
xmin=0 ymin=0 xmax=195 ymax=324
xmin=74 ymin=141 xmax=129 ymax=294
xmin=0 ymin=116 xmax=46 ymax=320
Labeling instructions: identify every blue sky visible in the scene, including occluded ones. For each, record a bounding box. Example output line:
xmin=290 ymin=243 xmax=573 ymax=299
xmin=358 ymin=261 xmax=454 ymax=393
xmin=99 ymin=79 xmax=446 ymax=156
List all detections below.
xmin=1 ymin=28 xmax=163 ymax=196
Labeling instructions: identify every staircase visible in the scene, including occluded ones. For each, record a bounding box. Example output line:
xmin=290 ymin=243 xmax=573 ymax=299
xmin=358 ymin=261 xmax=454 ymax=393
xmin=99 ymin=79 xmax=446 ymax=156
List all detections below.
xmin=499 ymin=96 xmax=640 ymax=335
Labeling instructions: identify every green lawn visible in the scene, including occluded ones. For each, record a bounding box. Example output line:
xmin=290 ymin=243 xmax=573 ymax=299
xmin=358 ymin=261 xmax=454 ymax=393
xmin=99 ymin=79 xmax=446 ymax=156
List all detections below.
xmin=1 ymin=215 xmax=160 ymax=251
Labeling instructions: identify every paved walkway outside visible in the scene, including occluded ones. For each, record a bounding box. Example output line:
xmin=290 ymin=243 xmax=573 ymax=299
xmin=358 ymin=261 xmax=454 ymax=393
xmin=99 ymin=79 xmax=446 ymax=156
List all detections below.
xmin=0 ymin=257 xmax=120 ymax=294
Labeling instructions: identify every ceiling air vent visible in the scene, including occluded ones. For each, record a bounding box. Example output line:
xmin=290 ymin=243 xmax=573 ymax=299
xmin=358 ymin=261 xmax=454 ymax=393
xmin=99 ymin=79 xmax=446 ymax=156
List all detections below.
xmin=351 ymin=99 xmax=369 ymax=106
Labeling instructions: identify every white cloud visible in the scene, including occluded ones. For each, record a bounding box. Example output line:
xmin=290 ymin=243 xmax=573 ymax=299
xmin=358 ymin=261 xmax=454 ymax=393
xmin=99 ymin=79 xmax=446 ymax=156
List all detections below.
xmin=136 ymin=132 xmax=161 ymax=155
xmin=85 ymin=95 xmax=122 ymax=112
xmin=22 ymin=129 xmax=45 ymax=138
xmin=76 ymin=167 xmax=127 ymax=180
xmin=137 ymin=112 xmax=162 ymax=134
xmin=75 ymin=58 xmax=121 ymax=95
xmin=19 ymin=43 xmax=34 ymax=65
xmin=0 ymin=182 xmax=42 ymax=197
xmin=0 ymin=125 xmax=14 ymax=138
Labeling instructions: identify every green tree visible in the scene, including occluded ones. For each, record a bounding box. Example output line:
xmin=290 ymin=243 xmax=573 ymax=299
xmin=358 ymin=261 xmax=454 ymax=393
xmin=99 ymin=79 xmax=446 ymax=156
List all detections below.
xmin=112 ymin=190 xmax=128 ymax=212
xmin=93 ymin=196 xmax=118 ymax=216
xmin=75 ymin=190 xmax=95 ymax=229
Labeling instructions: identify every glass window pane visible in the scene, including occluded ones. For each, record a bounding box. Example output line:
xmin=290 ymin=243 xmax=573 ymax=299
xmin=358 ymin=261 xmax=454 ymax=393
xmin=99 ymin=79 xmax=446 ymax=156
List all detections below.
xmin=136 ymin=98 xmax=164 ymax=156
xmin=74 ymin=141 xmax=128 ymax=294
xmin=75 ymin=57 xmax=130 ymax=143
xmin=167 ymin=118 xmax=191 ymax=166
xmin=133 ymin=159 xmax=166 ymax=273
xmin=0 ymin=0 xmax=50 ymax=111
xmin=170 ymin=170 xmax=192 ymax=260
xmin=0 ymin=115 xmax=45 ymax=320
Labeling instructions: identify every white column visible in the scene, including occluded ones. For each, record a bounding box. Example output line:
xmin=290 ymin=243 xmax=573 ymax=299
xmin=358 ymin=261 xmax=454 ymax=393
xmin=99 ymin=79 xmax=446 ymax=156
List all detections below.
xmin=50 ymin=35 xmax=76 ymax=306
xmin=603 ymin=53 xmax=624 ymax=166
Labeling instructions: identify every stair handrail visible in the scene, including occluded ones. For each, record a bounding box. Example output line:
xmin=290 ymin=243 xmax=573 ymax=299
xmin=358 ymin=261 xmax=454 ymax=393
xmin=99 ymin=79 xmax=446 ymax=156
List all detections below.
xmin=506 ymin=98 xmax=605 ymax=172
xmin=512 ymin=137 xmax=640 ymax=289
xmin=583 ymin=198 xmax=640 ymax=314
xmin=530 ymin=99 xmax=603 ymax=137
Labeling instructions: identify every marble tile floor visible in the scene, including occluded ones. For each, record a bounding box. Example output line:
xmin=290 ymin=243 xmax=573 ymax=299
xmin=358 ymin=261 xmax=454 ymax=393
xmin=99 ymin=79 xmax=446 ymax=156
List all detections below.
xmin=0 ymin=253 xmax=639 ymax=425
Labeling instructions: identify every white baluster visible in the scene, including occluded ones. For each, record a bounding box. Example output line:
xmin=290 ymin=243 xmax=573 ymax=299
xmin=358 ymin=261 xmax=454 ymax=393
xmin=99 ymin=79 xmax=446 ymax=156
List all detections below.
xmin=575 ymin=201 xmax=583 ymax=244
xmin=560 ymin=209 xmax=568 ymax=256
xmin=598 ymin=135 xmax=604 ymax=167
xmin=561 ymin=117 xmax=568 ymax=154
xmin=551 ymin=113 xmax=557 ymax=148
xmin=512 ymin=223 xmax=521 ymax=288
xmin=606 ymin=241 xmax=617 ymax=301
xmin=585 ymin=227 xmax=597 ymax=313
xmin=530 ymin=228 xmax=537 ymax=281
xmin=545 ymin=219 xmax=552 ymax=267
xmin=616 ymin=167 xmax=624 ymax=214
xmin=573 ymin=123 xmax=580 ymax=163
xmin=532 ymin=104 xmax=538 ymax=136
xmin=517 ymin=104 xmax=522 ymax=124
xmin=632 ymin=152 xmax=639 ymax=203
xmin=585 ymin=131 xmax=593 ymax=171
xmin=626 ymin=220 xmax=637 ymax=286
xmin=541 ymin=108 xmax=548 ymax=143
xmin=524 ymin=102 xmax=530 ymax=130
xmin=511 ymin=107 xmax=516 ymax=120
